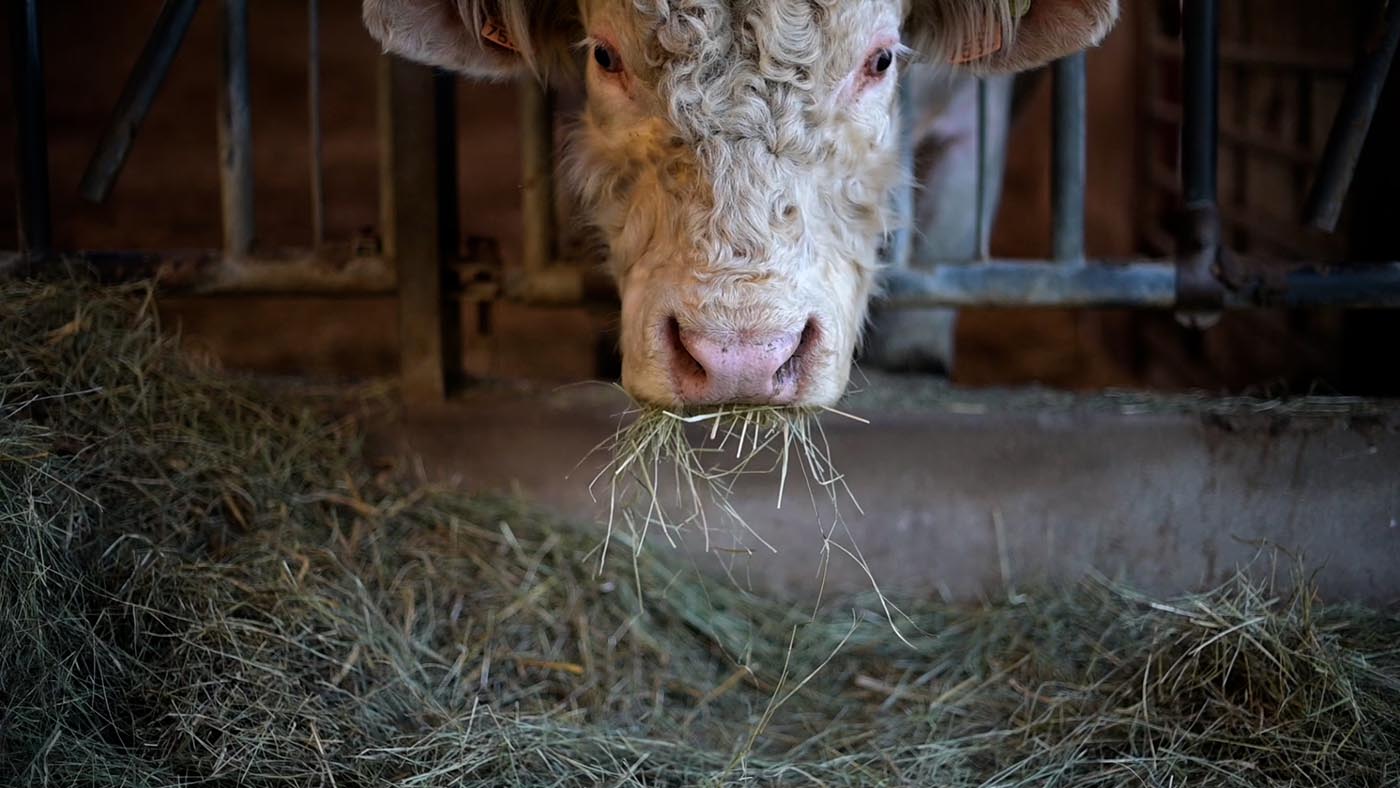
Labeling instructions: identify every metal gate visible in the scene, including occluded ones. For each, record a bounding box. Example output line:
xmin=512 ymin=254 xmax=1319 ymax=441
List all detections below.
xmin=6 ymin=0 xmax=1400 ymax=401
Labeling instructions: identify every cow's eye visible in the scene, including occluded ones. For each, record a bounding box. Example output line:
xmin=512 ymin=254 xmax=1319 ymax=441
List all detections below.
xmin=865 ymin=48 xmax=894 ymax=78
xmin=593 ymin=42 xmax=624 ymax=74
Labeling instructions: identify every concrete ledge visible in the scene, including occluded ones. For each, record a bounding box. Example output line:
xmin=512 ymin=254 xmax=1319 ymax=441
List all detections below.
xmin=372 ymin=378 xmax=1400 ymax=605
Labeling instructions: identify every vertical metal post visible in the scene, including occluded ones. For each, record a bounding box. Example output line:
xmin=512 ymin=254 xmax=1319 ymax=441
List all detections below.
xmin=1052 ymin=53 xmax=1087 ymax=264
xmin=307 ymin=0 xmax=325 ymax=250
xmin=974 ymin=77 xmax=992 ymax=260
xmin=1176 ymin=0 xmax=1223 ymax=308
xmin=218 ymin=0 xmax=256 ymax=258
xmin=379 ymin=55 xmax=448 ymax=402
xmin=520 ymin=77 xmax=555 ymax=276
xmin=9 ymin=0 xmax=53 ymax=258
xmin=1303 ymin=0 xmax=1400 ymax=232
xmin=1182 ymin=0 xmax=1219 ymax=209
xmin=888 ymin=73 xmax=917 ymax=269
xmin=1228 ymin=1 xmax=1250 ymax=252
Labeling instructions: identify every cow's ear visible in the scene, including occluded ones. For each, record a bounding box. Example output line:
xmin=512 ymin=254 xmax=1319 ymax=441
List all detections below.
xmin=904 ymin=0 xmax=1119 ymax=74
xmin=363 ymin=0 xmax=579 ymax=81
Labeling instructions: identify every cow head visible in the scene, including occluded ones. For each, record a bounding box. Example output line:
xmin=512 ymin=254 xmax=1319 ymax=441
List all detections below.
xmin=364 ymin=0 xmax=1118 ymax=406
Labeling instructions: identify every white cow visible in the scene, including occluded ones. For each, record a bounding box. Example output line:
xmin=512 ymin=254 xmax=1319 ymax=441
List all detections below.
xmin=364 ymin=0 xmax=1118 ymax=405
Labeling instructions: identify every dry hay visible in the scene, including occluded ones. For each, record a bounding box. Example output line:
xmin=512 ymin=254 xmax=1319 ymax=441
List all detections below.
xmin=3 ymin=276 xmax=1400 ymax=787
xmin=587 ymin=395 xmax=897 ymax=620
xmin=590 ymin=402 xmax=859 ymax=556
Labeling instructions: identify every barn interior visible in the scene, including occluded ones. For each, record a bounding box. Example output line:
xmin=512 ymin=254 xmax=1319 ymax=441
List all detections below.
xmin=3 ymin=0 xmax=1399 ymax=784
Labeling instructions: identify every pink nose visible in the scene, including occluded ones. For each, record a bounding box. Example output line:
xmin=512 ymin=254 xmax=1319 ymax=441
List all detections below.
xmin=670 ymin=323 xmax=805 ymax=405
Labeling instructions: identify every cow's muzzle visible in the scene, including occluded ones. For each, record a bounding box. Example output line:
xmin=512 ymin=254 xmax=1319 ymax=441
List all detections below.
xmin=663 ymin=317 xmax=819 ymax=406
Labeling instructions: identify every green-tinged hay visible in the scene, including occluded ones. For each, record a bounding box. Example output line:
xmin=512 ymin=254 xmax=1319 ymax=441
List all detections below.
xmin=3 ymin=277 xmax=1400 ymax=787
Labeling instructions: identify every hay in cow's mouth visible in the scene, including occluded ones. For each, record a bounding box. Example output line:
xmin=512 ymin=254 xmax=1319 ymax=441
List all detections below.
xmin=585 ymin=398 xmax=924 ymax=639
xmin=4 ymin=277 xmax=1400 ymax=787
xmin=587 ymin=400 xmax=866 ymax=563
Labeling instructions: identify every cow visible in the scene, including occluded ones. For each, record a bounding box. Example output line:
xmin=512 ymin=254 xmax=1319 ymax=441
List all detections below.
xmin=363 ymin=0 xmax=1119 ymax=406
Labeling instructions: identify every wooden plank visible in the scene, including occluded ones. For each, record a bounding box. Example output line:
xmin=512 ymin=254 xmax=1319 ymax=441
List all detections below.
xmin=379 ymin=55 xmax=447 ymax=403
xmin=519 ymin=78 xmax=555 ymax=277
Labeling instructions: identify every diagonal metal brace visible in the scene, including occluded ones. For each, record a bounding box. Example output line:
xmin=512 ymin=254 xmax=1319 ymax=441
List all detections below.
xmin=79 ymin=0 xmax=203 ymax=204
xmin=1303 ymin=0 xmax=1400 ymax=232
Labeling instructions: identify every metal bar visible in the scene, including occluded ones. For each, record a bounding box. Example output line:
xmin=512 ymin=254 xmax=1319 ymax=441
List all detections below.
xmin=1267 ymin=265 xmax=1400 ymax=308
xmin=520 ymin=77 xmax=555 ymax=276
xmin=379 ymin=55 xmax=448 ymax=402
xmin=54 ymin=247 xmax=1400 ymax=310
xmin=882 ymin=260 xmax=1400 ymax=310
xmin=974 ymin=77 xmax=991 ymax=260
xmin=1176 ymin=0 xmax=1223 ymax=308
xmin=79 ymin=0 xmax=202 ymax=204
xmin=886 ymin=261 xmax=1177 ymax=309
xmin=9 ymin=0 xmax=53 ymax=258
xmin=307 ymin=0 xmax=325 ymax=249
xmin=1181 ymin=0 xmax=1219 ymax=208
xmin=218 ymin=0 xmax=256 ymax=258
xmin=1228 ymin=0 xmax=1250 ymax=253
xmin=1051 ymin=52 xmax=1087 ymax=264
xmin=1303 ymin=0 xmax=1400 ymax=232
xmin=887 ymin=73 xmax=917 ymax=269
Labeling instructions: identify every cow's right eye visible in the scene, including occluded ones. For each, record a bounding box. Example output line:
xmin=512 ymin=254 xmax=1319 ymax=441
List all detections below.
xmin=865 ymin=48 xmax=894 ymax=78
xmin=593 ymin=42 xmax=624 ymax=74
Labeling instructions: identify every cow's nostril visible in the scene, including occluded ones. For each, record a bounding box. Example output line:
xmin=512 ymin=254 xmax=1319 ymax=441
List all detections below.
xmin=667 ymin=317 xmax=706 ymax=384
xmin=774 ymin=319 xmax=817 ymax=389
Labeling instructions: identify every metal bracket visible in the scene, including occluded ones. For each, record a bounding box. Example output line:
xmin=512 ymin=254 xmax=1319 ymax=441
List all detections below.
xmin=1174 ymin=203 xmax=1224 ymax=313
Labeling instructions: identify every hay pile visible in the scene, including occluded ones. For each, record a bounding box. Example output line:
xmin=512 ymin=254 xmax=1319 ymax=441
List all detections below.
xmin=3 ymin=278 xmax=1399 ymax=787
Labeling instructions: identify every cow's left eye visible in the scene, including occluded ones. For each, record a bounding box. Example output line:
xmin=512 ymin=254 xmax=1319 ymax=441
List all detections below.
xmin=865 ymin=48 xmax=894 ymax=78
xmin=593 ymin=42 xmax=624 ymax=74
